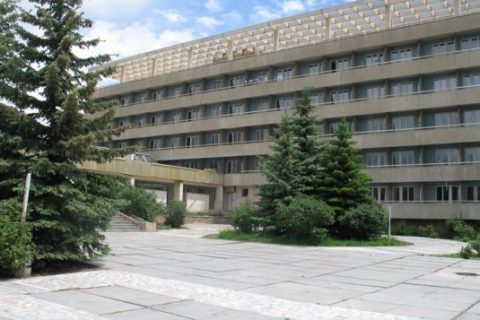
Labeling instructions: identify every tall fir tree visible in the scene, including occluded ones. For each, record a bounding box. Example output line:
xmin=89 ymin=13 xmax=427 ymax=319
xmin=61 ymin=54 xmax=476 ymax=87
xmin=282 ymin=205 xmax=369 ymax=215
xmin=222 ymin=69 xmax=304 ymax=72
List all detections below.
xmin=258 ymin=113 xmax=302 ymax=229
xmin=0 ymin=0 xmax=129 ymax=267
xmin=290 ymin=87 xmax=324 ymax=196
xmin=319 ymin=119 xmax=372 ymax=218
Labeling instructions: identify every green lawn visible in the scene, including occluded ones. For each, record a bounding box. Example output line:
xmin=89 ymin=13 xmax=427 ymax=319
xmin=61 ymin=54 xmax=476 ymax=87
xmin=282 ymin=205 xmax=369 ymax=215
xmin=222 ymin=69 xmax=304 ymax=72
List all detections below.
xmin=213 ymin=230 xmax=411 ymax=247
xmin=434 ymin=253 xmax=480 ymax=260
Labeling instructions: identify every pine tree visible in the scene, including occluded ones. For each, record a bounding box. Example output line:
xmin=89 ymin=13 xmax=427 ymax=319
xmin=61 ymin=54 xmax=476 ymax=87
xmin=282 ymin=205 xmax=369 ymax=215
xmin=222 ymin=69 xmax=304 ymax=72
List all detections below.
xmin=0 ymin=0 xmax=129 ymax=267
xmin=257 ymin=113 xmax=302 ymax=229
xmin=319 ymin=119 xmax=372 ymax=217
xmin=290 ymin=87 xmax=324 ymax=196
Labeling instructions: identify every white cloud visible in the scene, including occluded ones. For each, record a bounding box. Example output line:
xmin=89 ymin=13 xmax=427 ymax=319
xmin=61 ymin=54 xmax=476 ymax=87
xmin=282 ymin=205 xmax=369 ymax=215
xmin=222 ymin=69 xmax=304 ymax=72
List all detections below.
xmin=222 ymin=11 xmax=244 ymax=25
xmin=156 ymin=9 xmax=188 ymax=23
xmin=205 ymin=0 xmax=222 ymax=12
xmin=82 ymin=0 xmax=152 ymax=19
xmin=79 ymin=20 xmax=196 ymax=59
xmin=250 ymin=5 xmax=282 ymax=23
xmin=196 ymin=16 xmax=223 ymax=28
xmin=282 ymin=0 xmax=306 ymax=13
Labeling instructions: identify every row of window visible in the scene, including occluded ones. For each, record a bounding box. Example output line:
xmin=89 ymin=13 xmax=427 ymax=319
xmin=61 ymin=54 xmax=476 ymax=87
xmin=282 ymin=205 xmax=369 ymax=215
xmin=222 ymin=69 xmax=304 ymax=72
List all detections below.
xmin=106 ymin=34 xmax=480 ymax=107
xmin=371 ymin=184 xmax=480 ymax=202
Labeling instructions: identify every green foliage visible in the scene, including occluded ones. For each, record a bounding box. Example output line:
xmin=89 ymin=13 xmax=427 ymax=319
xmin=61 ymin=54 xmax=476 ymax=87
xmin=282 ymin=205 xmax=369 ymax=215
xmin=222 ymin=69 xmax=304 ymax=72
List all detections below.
xmin=0 ymin=203 xmax=33 ymax=277
xmin=276 ymin=196 xmax=335 ymax=241
xmin=469 ymin=240 xmax=480 ymax=257
xmin=118 ymin=187 xmax=164 ymax=222
xmin=164 ymin=201 xmax=186 ymax=228
xmin=460 ymin=244 xmax=474 ymax=259
xmin=445 ymin=217 xmax=477 ymax=241
xmin=231 ymin=201 xmax=260 ymax=233
xmin=338 ymin=203 xmax=386 ymax=240
xmin=319 ymin=119 xmax=373 ymax=218
xmin=0 ymin=1 xmax=131 ymax=267
xmin=417 ymin=225 xmax=439 ymax=238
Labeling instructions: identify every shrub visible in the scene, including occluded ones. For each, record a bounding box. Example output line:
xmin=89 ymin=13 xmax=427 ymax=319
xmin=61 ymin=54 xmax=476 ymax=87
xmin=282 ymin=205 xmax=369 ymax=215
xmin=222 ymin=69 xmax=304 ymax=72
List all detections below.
xmin=276 ymin=196 xmax=335 ymax=241
xmin=231 ymin=202 xmax=260 ymax=233
xmin=470 ymin=239 xmax=480 ymax=257
xmin=164 ymin=201 xmax=186 ymax=228
xmin=418 ymin=225 xmax=439 ymax=238
xmin=0 ymin=214 xmax=33 ymax=277
xmin=118 ymin=187 xmax=165 ymax=222
xmin=460 ymin=244 xmax=474 ymax=259
xmin=445 ymin=217 xmax=477 ymax=241
xmin=338 ymin=203 xmax=387 ymax=240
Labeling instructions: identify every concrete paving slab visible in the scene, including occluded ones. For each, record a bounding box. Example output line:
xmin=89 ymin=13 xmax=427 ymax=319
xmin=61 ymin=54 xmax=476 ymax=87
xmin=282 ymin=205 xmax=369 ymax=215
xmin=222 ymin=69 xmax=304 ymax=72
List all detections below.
xmin=106 ymin=308 xmax=190 ymax=320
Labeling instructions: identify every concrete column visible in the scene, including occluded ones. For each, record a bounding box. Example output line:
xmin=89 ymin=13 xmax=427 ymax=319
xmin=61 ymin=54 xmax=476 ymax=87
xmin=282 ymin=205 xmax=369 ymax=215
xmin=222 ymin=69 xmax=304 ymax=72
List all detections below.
xmin=214 ymin=185 xmax=224 ymax=213
xmin=321 ymin=58 xmax=328 ymax=72
xmin=351 ymin=117 xmax=357 ymax=133
xmin=385 ymin=4 xmax=392 ymax=29
xmin=173 ymin=182 xmax=184 ymax=202
xmin=418 ymin=110 xmax=424 ymax=127
xmin=418 ymin=75 xmax=423 ymax=92
xmin=227 ymin=40 xmax=233 ymax=61
xmin=273 ymin=29 xmax=280 ymax=51
xmin=325 ymin=17 xmax=331 ymax=40
xmin=200 ymin=79 xmax=207 ymax=92
xmin=293 ymin=62 xmax=300 ymax=77
xmin=351 ymin=52 xmax=357 ymax=67
xmin=383 ymin=47 xmax=389 ymax=62
xmin=416 ymin=42 xmax=422 ymax=57
xmin=267 ymin=67 xmax=275 ymax=81
xmin=419 ymin=183 xmax=424 ymax=201
xmin=129 ymin=178 xmax=135 ymax=186
xmin=384 ymin=79 xmax=390 ymax=96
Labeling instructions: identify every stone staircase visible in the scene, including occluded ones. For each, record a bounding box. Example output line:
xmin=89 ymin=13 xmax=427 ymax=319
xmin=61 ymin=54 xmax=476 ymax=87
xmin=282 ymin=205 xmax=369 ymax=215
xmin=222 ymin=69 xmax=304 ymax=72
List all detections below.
xmin=107 ymin=214 xmax=143 ymax=232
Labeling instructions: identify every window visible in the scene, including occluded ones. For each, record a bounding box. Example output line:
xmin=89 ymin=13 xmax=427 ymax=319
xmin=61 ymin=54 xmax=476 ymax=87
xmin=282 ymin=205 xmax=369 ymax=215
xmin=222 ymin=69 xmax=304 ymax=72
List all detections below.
xmin=206 ymin=104 xmax=222 ymax=117
xmin=358 ymin=117 xmax=385 ymax=132
xmin=308 ymin=63 xmax=320 ymax=74
xmin=392 ymin=114 xmax=417 ymax=130
xmin=433 ymin=111 xmax=459 ymax=126
xmin=431 ymin=41 xmax=455 ymax=55
xmin=242 ymin=189 xmax=249 ymax=197
xmin=250 ymin=71 xmax=268 ymax=83
xmin=120 ymin=97 xmax=127 ymax=106
xmin=392 ymin=150 xmax=416 ymax=166
xmin=228 ymin=131 xmax=242 ymax=144
xmin=366 ymin=85 xmax=385 ymax=99
xmin=254 ymin=129 xmax=267 ymax=141
xmin=328 ymin=120 xmax=351 ymax=134
xmin=165 ymin=136 xmax=179 ymax=149
xmin=150 ymin=116 xmax=157 ymax=126
xmin=331 ymin=89 xmax=350 ymax=102
xmin=365 ymin=151 xmax=386 ymax=167
xmin=170 ymin=112 xmax=180 ymax=123
xmin=460 ymin=35 xmax=480 ymax=50
xmin=132 ymin=93 xmax=145 ymax=103
xmin=276 ymin=96 xmax=295 ymax=109
xmin=464 ymin=109 xmax=480 ymax=124
xmin=310 ymin=92 xmax=321 ymax=105
xmin=433 ymin=75 xmax=457 ymax=91
xmin=436 ymin=185 xmax=460 ymax=202
xmin=463 ymin=71 xmax=480 ymax=87
xmin=276 ymin=67 xmax=293 ymax=81
xmin=152 ymin=90 xmax=162 ymax=101
xmin=466 ymin=186 xmax=480 ymax=201
xmin=184 ymin=161 xmax=198 ymax=169
xmin=230 ymin=75 xmax=245 ymax=87
xmin=371 ymin=187 xmax=386 ymax=202
xmin=118 ymin=119 xmax=125 ymax=127
xmin=172 ymin=86 xmax=183 ymax=97
xmin=208 ymin=133 xmax=220 ymax=145
xmin=250 ymin=99 xmax=269 ymax=112
xmin=187 ymin=109 xmax=199 ymax=121
xmin=225 ymin=160 xmax=241 ymax=173
xmin=464 ymin=147 xmax=480 ymax=162
xmin=149 ymin=140 xmax=160 ymax=150
xmin=208 ymin=78 xmax=224 ymax=90
xmin=185 ymin=135 xmax=199 ymax=148
xmin=434 ymin=147 xmax=460 ymax=163
xmin=117 ymin=142 xmax=126 ymax=149
xmin=229 ymin=103 xmax=243 ymax=115
xmin=391 ymin=81 xmax=414 ymax=95
xmin=189 ymin=83 xmax=201 ymax=94
xmin=393 ymin=186 xmax=415 ymax=202
xmin=330 ymin=57 xmax=349 ymax=71
xmin=390 ymin=48 xmax=413 ymax=61
xmin=365 ymin=52 xmax=384 ymax=65
xmin=131 ymin=118 xmax=142 ymax=128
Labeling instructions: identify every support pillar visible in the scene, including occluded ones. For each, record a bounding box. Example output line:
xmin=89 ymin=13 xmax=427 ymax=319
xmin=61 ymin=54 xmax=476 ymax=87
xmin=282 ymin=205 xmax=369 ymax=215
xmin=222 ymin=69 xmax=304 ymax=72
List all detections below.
xmin=173 ymin=181 xmax=184 ymax=202
xmin=214 ymin=185 xmax=224 ymax=213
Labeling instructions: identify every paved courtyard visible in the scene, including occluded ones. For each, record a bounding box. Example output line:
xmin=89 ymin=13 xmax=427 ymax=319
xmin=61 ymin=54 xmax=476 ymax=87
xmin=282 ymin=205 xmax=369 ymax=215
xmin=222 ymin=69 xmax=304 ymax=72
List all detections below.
xmin=1 ymin=224 xmax=480 ymax=320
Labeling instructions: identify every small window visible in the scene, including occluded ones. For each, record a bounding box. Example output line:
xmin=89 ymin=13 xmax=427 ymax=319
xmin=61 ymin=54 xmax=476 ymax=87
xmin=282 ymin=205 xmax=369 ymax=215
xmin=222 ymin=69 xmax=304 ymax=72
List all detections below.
xmin=241 ymin=189 xmax=249 ymax=197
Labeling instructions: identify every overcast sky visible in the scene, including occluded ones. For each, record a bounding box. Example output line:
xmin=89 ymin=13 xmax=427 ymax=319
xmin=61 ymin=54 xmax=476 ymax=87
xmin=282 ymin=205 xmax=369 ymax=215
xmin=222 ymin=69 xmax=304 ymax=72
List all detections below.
xmin=72 ymin=0 xmax=352 ymax=61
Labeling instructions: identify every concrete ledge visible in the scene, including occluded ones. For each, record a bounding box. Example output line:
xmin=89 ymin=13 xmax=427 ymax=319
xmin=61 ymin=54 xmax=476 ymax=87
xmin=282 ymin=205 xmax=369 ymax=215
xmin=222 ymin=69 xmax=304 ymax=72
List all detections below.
xmin=185 ymin=216 xmax=230 ymax=224
xmin=120 ymin=213 xmax=157 ymax=232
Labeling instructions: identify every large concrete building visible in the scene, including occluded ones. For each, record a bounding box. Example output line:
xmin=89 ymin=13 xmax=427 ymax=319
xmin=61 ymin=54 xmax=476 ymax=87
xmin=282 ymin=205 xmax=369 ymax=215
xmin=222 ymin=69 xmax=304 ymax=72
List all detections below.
xmin=93 ymin=0 xmax=480 ymax=220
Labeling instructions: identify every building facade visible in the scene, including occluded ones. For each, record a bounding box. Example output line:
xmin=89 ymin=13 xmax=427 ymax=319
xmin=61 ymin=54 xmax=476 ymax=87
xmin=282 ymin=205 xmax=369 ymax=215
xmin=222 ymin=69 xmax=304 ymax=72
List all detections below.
xmin=93 ymin=0 xmax=480 ymax=220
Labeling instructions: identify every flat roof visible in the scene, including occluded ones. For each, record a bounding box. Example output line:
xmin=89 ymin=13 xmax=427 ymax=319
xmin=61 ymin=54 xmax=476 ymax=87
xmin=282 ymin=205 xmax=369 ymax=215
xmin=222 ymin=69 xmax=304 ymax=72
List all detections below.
xmin=94 ymin=0 xmax=480 ymax=83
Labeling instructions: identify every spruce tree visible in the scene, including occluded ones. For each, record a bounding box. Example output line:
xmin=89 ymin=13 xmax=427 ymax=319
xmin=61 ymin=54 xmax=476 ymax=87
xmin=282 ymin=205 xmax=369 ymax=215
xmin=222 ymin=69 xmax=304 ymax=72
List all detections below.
xmin=319 ymin=119 xmax=372 ymax=217
xmin=290 ymin=87 xmax=324 ymax=196
xmin=258 ymin=113 xmax=302 ymax=229
xmin=0 ymin=0 xmax=128 ymax=267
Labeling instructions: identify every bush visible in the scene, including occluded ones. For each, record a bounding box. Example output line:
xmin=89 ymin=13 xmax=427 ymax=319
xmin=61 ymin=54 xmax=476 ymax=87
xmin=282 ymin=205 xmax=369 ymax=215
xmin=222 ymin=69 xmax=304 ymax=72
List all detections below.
xmin=0 ymin=214 xmax=33 ymax=277
xmin=445 ymin=217 xmax=477 ymax=241
xmin=231 ymin=202 xmax=260 ymax=233
xmin=276 ymin=196 xmax=335 ymax=241
xmin=338 ymin=203 xmax=387 ymax=240
xmin=418 ymin=225 xmax=439 ymax=238
xmin=118 ymin=187 xmax=165 ymax=222
xmin=470 ymin=239 xmax=480 ymax=257
xmin=164 ymin=201 xmax=186 ymax=228
xmin=460 ymin=244 xmax=474 ymax=259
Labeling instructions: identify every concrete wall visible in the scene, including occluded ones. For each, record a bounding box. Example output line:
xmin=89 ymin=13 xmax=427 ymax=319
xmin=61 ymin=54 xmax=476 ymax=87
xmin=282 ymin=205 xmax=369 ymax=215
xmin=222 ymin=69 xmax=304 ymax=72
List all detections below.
xmin=186 ymin=192 xmax=210 ymax=212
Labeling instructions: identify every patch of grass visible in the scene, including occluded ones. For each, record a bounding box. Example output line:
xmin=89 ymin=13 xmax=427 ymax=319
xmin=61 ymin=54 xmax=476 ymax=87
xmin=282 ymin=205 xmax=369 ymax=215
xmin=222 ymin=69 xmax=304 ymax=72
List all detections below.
xmin=215 ymin=230 xmax=411 ymax=247
xmin=156 ymin=223 xmax=171 ymax=230
xmin=433 ymin=253 xmax=480 ymax=260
